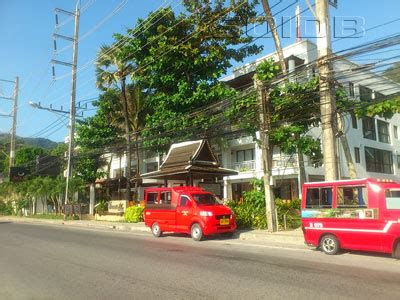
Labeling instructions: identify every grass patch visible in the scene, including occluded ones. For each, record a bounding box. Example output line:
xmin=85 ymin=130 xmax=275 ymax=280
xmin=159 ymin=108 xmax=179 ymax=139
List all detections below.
xmin=27 ymin=214 xmax=65 ymax=220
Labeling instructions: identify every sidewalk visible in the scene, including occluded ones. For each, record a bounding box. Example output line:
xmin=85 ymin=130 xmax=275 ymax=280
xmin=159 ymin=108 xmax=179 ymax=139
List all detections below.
xmin=0 ymin=216 xmax=305 ymax=248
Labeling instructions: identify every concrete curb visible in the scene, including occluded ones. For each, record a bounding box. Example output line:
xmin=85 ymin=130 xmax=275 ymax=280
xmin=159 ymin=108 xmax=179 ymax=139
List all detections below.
xmin=0 ymin=216 xmax=305 ymax=247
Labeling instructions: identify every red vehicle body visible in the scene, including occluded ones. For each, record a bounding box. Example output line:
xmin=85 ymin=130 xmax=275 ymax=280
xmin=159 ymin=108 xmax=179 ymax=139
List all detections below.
xmin=301 ymin=178 xmax=400 ymax=257
xmin=144 ymin=186 xmax=236 ymax=241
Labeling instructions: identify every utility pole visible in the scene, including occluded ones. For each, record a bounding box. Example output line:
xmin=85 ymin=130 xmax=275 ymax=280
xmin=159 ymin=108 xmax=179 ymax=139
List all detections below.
xmin=255 ymin=79 xmax=277 ymax=232
xmin=9 ymin=77 xmax=19 ymax=172
xmin=0 ymin=77 xmax=18 ymax=177
xmin=315 ymin=0 xmax=338 ymax=181
xmin=52 ymin=1 xmax=80 ymax=205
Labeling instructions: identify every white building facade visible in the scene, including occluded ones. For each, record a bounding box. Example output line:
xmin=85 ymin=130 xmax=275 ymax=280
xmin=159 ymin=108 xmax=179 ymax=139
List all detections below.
xmin=101 ymin=40 xmax=400 ymax=202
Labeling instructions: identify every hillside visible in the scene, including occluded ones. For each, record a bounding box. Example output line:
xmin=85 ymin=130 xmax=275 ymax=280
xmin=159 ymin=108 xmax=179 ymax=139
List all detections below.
xmin=0 ymin=133 xmax=59 ymax=149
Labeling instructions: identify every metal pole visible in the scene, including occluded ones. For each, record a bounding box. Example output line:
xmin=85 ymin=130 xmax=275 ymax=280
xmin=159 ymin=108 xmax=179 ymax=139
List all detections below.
xmin=9 ymin=76 xmax=18 ymax=175
xmin=315 ymin=0 xmax=338 ymax=181
xmin=65 ymin=1 xmax=80 ymax=205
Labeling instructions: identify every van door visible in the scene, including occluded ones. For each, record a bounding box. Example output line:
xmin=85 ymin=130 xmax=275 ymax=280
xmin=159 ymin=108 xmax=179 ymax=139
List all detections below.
xmin=176 ymin=195 xmax=193 ymax=233
xmin=336 ymin=185 xmax=383 ymax=252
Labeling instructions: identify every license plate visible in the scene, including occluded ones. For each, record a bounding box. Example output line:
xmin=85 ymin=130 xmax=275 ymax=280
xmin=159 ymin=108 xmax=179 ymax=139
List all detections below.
xmin=220 ymin=218 xmax=229 ymax=225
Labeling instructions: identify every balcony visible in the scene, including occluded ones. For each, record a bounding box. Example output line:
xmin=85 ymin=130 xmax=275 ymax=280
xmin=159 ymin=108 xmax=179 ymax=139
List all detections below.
xmin=230 ymin=160 xmax=256 ymax=172
xmin=272 ymin=156 xmax=297 ymax=169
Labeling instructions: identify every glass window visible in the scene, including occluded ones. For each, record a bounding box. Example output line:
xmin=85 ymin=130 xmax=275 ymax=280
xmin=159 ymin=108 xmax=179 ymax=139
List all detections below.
xmin=160 ymin=192 xmax=171 ymax=204
xmin=365 ymin=147 xmax=393 ymax=174
xmin=394 ymin=125 xmax=398 ymax=139
xmin=385 ymin=190 xmax=400 ymax=209
xmin=362 ymin=117 xmax=376 ymax=140
xmin=305 ymin=187 xmax=333 ymax=208
xmin=359 ymin=85 xmax=372 ymax=102
xmin=236 ymin=149 xmax=254 ymax=162
xmin=397 ymin=155 xmax=400 ymax=169
xmin=354 ymin=147 xmax=360 ymax=163
xmin=337 ymin=186 xmax=368 ymax=207
xmin=351 ymin=113 xmax=357 ymax=129
xmin=147 ymin=192 xmax=158 ymax=204
xmin=193 ymin=194 xmax=219 ymax=206
xmin=349 ymin=82 xmax=355 ymax=97
xmin=179 ymin=195 xmax=191 ymax=207
xmin=377 ymin=120 xmax=390 ymax=144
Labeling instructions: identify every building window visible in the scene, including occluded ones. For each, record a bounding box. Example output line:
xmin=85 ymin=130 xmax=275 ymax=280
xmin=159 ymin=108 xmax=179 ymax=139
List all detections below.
xmin=348 ymin=82 xmax=355 ymax=97
xmin=351 ymin=113 xmax=357 ymax=129
xmin=337 ymin=186 xmax=368 ymax=208
xmin=236 ymin=148 xmax=254 ymax=162
xmin=362 ymin=117 xmax=376 ymax=140
xmin=354 ymin=147 xmax=360 ymax=163
xmin=394 ymin=125 xmax=398 ymax=139
xmin=365 ymin=146 xmax=393 ymax=174
xmin=359 ymin=85 xmax=373 ymax=102
xmin=377 ymin=120 xmax=390 ymax=144
xmin=397 ymin=155 xmax=400 ymax=169
xmin=146 ymin=162 xmax=158 ymax=173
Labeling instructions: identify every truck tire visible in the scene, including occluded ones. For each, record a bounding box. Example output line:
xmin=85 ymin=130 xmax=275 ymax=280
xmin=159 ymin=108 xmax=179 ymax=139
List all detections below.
xmin=320 ymin=234 xmax=340 ymax=255
xmin=151 ymin=222 xmax=162 ymax=238
xmin=191 ymin=223 xmax=203 ymax=241
xmin=393 ymin=241 xmax=400 ymax=259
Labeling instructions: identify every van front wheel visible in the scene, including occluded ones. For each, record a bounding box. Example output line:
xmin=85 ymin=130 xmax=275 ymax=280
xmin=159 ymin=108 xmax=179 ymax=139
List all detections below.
xmin=151 ymin=222 xmax=162 ymax=238
xmin=191 ymin=223 xmax=203 ymax=241
xmin=320 ymin=234 xmax=339 ymax=255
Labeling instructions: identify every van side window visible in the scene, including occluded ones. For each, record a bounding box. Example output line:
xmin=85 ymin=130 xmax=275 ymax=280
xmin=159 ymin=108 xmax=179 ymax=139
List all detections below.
xmin=306 ymin=188 xmax=332 ymax=208
xmin=385 ymin=190 xmax=400 ymax=209
xmin=180 ymin=195 xmax=190 ymax=207
xmin=337 ymin=186 xmax=368 ymax=208
xmin=147 ymin=192 xmax=158 ymax=204
xmin=160 ymin=191 xmax=171 ymax=204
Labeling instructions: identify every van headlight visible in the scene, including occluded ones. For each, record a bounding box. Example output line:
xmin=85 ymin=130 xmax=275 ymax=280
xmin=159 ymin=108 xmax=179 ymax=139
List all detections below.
xmin=200 ymin=211 xmax=213 ymax=217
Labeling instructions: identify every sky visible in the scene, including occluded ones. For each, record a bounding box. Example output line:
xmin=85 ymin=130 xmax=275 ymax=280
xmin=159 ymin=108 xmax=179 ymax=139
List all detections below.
xmin=0 ymin=0 xmax=399 ymax=143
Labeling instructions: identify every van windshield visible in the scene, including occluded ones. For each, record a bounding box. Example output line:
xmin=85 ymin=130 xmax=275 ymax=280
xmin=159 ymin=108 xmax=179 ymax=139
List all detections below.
xmin=192 ymin=194 xmax=220 ymax=206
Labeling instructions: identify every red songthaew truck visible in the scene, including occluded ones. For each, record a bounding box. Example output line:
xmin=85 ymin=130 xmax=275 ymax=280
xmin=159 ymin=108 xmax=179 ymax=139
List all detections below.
xmin=301 ymin=178 xmax=400 ymax=258
xmin=144 ymin=186 xmax=236 ymax=241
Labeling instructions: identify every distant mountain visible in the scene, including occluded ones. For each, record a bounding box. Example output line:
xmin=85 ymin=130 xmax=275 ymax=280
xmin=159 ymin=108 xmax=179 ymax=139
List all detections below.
xmin=0 ymin=133 xmax=59 ymax=149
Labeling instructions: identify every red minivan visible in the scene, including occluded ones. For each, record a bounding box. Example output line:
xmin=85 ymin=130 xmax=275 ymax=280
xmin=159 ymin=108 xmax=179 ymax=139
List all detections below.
xmin=144 ymin=186 xmax=236 ymax=241
xmin=301 ymin=178 xmax=400 ymax=258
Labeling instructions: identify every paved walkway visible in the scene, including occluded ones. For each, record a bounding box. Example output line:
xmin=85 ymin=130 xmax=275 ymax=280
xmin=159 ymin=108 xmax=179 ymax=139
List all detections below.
xmin=0 ymin=216 xmax=305 ymax=248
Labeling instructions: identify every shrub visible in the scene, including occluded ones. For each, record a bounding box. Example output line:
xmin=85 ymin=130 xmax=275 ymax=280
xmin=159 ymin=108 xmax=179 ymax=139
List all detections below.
xmin=275 ymin=198 xmax=301 ymax=229
xmin=0 ymin=200 xmax=13 ymax=215
xmin=124 ymin=206 xmax=144 ymax=223
xmin=95 ymin=200 xmax=108 ymax=216
xmin=226 ymin=179 xmax=267 ymax=229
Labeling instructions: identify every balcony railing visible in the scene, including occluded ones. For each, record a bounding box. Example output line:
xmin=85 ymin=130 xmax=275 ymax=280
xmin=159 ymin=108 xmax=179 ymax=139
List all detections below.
xmin=230 ymin=160 xmax=256 ymax=172
xmin=272 ymin=156 xmax=297 ymax=169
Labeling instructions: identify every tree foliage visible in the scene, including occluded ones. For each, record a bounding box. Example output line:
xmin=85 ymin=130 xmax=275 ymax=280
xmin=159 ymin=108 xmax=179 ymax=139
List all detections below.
xmin=115 ymin=1 xmax=262 ymax=152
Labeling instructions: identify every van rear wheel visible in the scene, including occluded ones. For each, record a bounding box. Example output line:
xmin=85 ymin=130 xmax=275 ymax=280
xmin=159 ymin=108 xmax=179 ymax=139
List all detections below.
xmin=151 ymin=222 xmax=162 ymax=238
xmin=393 ymin=241 xmax=400 ymax=259
xmin=191 ymin=223 xmax=203 ymax=241
xmin=320 ymin=234 xmax=339 ymax=255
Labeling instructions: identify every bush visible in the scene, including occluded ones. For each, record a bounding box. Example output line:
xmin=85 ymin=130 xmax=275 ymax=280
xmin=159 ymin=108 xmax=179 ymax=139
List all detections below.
xmin=95 ymin=199 xmax=108 ymax=216
xmin=226 ymin=179 xmax=267 ymax=229
xmin=275 ymin=198 xmax=301 ymax=229
xmin=124 ymin=206 xmax=144 ymax=223
xmin=0 ymin=200 xmax=13 ymax=216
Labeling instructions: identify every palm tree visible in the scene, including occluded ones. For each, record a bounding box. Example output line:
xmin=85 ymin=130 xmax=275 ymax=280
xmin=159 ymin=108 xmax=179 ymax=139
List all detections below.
xmin=96 ymin=44 xmax=134 ymax=201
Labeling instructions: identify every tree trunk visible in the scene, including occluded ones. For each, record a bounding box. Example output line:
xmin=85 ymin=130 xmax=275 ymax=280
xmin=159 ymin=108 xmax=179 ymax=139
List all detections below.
xmin=261 ymin=0 xmax=287 ymax=75
xmin=256 ymin=79 xmax=277 ymax=232
xmin=120 ymin=78 xmax=132 ymax=201
xmin=106 ymin=153 xmax=113 ymax=199
xmin=134 ymin=132 xmax=140 ymax=201
xmin=337 ymin=114 xmax=357 ymax=179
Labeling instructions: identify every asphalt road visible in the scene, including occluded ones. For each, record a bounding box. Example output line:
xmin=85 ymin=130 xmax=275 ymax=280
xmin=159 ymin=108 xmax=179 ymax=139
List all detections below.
xmin=1 ymin=221 xmax=400 ymax=300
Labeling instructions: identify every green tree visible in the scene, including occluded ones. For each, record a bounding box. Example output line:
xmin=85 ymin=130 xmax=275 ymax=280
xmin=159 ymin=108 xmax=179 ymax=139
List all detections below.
xmin=117 ymin=1 xmax=261 ymax=153
xmin=96 ymin=44 xmax=135 ymax=201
